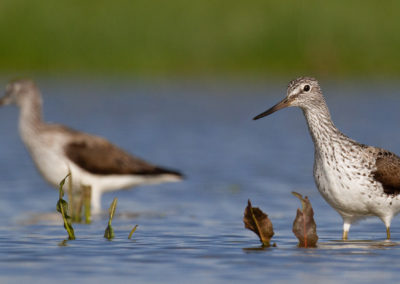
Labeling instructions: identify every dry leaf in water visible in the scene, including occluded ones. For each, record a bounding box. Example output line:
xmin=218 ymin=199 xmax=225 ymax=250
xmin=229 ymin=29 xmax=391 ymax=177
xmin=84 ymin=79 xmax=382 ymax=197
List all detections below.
xmin=243 ymin=199 xmax=274 ymax=247
xmin=292 ymin=192 xmax=318 ymax=248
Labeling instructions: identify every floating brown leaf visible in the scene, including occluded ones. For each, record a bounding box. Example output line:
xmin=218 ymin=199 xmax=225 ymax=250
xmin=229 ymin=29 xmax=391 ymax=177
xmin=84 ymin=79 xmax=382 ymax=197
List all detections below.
xmin=292 ymin=192 xmax=318 ymax=248
xmin=243 ymin=199 xmax=274 ymax=247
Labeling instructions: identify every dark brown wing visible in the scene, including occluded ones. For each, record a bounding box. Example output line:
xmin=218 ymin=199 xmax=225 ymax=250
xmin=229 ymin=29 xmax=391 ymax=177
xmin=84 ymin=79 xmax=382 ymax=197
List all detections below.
xmin=64 ymin=137 xmax=182 ymax=177
xmin=372 ymin=151 xmax=400 ymax=195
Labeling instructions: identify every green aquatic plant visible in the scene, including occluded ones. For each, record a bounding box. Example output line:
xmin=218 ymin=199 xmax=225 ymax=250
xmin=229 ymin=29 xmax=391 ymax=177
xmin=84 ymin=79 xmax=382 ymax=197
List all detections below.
xmin=66 ymin=173 xmax=78 ymax=222
xmin=66 ymin=174 xmax=83 ymax=223
xmin=104 ymin=198 xmax=118 ymax=240
xmin=55 ymin=176 xmax=138 ymax=240
xmin=128 ymin=225 xmax=138 ymax=239
xmin=82 ymin=185 xmax=92 ymax=224
xmin=56 ymin=174 xmax=76 ymax=240
xmin=66 ymin=180 xmax=91 ymax=224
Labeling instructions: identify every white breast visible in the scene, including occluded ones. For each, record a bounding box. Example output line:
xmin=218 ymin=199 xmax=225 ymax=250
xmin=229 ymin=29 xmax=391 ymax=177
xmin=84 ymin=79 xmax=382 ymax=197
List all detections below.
xmin=22 ymin=132 xmax=71 ymax=187
xmin=314 ymin=153 xmax=400 ymax=219
xmin=314 ymin=154 xmax=374 ymax=217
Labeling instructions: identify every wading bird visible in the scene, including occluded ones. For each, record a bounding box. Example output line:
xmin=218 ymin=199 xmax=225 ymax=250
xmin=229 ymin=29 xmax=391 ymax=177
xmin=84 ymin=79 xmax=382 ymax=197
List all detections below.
xmin=0 ymin=79 xmax=183 ymax=213
xmin=254 ymin=77 xmax=400 ymax=240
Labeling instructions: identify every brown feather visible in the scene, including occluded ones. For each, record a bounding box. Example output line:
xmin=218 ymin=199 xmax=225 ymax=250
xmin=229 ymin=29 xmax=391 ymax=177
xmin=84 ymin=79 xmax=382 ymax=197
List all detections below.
xmin=372 ymin=151 xmax=400 ymax=195
xmin=63 ymin=131 xmax=182 ymax=177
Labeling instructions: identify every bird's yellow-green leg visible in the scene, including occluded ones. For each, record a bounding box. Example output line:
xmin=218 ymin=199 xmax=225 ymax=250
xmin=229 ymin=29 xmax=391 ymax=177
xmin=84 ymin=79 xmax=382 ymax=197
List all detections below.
xmin=342 ymin=222 xmax=351 ymax=240
xmin=382 ymin=216 xmax=392 ymax=240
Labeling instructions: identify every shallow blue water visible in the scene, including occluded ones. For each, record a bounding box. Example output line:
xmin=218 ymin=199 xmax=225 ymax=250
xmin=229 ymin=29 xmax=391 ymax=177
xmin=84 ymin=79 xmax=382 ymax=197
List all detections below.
xmin=0 ymin=78 xmax=400 ymax=283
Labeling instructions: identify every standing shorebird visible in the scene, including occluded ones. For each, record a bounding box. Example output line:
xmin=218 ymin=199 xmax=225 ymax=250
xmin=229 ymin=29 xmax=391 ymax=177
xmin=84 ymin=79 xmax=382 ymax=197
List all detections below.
xmin=0 ymin=79 xmax=183 ymax=212
xmin=254 ymin=77 xmax=400 ymax=240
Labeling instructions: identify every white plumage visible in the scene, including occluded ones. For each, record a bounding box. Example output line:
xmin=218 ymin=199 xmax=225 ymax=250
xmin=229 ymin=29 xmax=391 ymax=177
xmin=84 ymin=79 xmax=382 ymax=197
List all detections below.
xmin=0 ymin=79 xmax=183 ymax=213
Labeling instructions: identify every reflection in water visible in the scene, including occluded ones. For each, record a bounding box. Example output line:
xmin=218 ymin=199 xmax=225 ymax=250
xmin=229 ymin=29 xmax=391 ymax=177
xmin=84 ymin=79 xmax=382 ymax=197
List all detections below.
xmin=18 ymin=211 xmax=163 ymax=226
xmin=319 ymin=239 xmax=399 ymax=250
xmin=242 ymin=240 xmax=398 ymax=255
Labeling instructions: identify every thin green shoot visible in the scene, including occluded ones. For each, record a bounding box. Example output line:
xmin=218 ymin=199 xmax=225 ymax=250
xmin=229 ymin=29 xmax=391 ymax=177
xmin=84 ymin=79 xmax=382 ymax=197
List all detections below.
xmin=128 ymin=225 xmax=138 ymax=239
xmin=56 ymin=174 xmax=75 ymax=240
xmin=104 ymin=198 xmax=118 ymax=239
xmin=82 ymin=185 xmax=92 ymax=224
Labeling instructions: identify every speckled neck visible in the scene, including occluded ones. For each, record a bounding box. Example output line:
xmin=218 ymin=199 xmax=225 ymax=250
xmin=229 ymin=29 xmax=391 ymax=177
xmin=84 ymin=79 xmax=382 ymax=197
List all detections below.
xmin=301 ymin=98 xmax=346 ymax=156
xmin=18 ymin=90 xmax=44 ymax=143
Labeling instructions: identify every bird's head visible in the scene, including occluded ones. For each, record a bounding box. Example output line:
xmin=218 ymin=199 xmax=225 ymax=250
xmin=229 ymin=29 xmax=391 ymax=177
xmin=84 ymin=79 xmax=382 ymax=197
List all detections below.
xmin=0 ymin=79 xmax=39 ymax=108
xmin=253 ymin=77 xmax=323 ymax=120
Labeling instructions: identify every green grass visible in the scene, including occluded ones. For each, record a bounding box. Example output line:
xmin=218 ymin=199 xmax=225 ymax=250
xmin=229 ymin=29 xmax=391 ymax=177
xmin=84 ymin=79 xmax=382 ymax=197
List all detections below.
xmin=1 ymin=1 xmax=400 ymax=77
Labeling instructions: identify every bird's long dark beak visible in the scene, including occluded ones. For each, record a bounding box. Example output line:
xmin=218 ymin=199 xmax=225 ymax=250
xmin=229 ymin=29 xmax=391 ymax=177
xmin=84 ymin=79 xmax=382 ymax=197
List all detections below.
xmin=253 ymin=97 xmax=291 ymax=120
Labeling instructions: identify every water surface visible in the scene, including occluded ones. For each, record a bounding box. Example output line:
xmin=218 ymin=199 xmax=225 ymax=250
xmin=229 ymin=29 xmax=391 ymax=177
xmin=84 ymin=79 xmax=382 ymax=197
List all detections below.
xmin=0 ymin=79 xmax=399 ymax=283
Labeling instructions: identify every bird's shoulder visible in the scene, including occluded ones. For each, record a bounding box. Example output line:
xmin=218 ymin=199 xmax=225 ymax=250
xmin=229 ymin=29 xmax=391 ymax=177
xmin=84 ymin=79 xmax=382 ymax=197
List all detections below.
xmin=40 ymin=123 xmax=83 ymax=137
xmin=369 ymin=146 xmax=400 ymax=196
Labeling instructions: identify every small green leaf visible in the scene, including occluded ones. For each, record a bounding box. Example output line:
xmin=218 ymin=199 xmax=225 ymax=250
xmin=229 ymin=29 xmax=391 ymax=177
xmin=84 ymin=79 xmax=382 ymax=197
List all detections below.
xmin=108 ymin=198 xmax=118 ymax=225
xmin=104 ymin=198 xmax=118 ymax=239
xmin=58 ymin=173 xmax=71 ymax=199
xmin=128 ymin=225 xmax=138 ymax=239
xmin=82 ymin=185 xmax=92 ymax=224
xmin=56 ymin=174 xmax=75 ymax=240
xmin=104 ymin=225 xmax=114 ymax=239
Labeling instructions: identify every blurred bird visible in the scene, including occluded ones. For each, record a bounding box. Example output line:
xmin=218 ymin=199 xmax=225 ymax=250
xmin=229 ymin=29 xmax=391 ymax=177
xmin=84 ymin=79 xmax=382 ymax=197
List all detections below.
xmin=0 ymin=79 xmax=183 ymax=213
xmin=254 ymin=77 xmax=400 ymax=240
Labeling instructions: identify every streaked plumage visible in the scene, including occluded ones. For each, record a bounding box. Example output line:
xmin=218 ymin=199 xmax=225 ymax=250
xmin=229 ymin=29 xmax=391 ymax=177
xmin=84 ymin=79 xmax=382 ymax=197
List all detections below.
xmin=254 ymin=77 xmax=400 ymax=240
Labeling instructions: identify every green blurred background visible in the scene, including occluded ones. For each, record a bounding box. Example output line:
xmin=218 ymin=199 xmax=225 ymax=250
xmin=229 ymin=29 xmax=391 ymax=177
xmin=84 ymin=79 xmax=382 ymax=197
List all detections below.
xmin=1 ymin=0 xmax=399 ymax=79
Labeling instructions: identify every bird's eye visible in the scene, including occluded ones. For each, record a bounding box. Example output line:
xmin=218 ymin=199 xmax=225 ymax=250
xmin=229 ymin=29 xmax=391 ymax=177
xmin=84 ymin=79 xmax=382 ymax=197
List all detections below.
xmin=303 ymin=85 xmax=310 ymax=92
